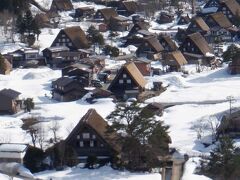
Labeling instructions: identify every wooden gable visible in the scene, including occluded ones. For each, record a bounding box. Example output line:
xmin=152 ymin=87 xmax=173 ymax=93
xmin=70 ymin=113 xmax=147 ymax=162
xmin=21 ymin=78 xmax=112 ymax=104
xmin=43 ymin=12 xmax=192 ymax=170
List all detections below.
xmin=204 ymin=0 xmax=221 ymax=8
xmin=108 ymin=62 xmax=146 ymax=95
xmin=65 ymin=109 xmax=119 ymax=158
xmin=180 ymin=36 xmax=203 ymax=55
xmin=51 ymin=27 xmax=89 ymax=51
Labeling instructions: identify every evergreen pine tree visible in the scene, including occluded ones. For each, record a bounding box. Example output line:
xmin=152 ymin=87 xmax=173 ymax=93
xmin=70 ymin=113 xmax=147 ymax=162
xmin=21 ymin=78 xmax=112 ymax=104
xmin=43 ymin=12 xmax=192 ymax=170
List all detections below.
xmin=203 ymin=136 xmax=240 ymax=179
xmin=107 ymin=102 xmax=170 ymax=171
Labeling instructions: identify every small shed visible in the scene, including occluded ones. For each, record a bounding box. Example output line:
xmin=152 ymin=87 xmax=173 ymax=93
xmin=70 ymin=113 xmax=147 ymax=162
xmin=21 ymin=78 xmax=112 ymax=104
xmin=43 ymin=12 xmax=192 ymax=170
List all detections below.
xmin=0 ymin=144 xmax=28 ymax=164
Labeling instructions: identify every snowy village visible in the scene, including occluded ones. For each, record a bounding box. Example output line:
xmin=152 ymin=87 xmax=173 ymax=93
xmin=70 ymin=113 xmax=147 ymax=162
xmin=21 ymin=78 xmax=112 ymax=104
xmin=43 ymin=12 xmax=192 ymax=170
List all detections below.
xmin=0 ymin=0 xmax=240 ymax=179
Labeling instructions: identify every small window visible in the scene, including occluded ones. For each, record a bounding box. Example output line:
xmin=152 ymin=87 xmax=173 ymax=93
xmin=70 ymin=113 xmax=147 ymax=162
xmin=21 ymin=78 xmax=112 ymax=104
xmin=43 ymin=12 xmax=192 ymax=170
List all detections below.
xmin=123 ymin=74 xmax=127 ymax=78
xmin=119 ymin=79 xmax=124 ymax=84
xmin=77 ymin=135 xmax=80 ymax=139
xmin=62 ymin=39 xmax=65 ymax=42
xmin=82 ymin=133 xmax=90 ymax=139
xmin=62 ymin=34 xmax=66 ymax=37
xmin=79 ymin=141 xmax=84 ymax=147
xmin=68 ymin=42 xmax=72 ymax=46
xmin=90 ymin=140 xmax=94 ymax=147
xmin=127 ymin=79 xmax=131 ymax=84
xmin=92 ymin=134 xmax=96 ymax=139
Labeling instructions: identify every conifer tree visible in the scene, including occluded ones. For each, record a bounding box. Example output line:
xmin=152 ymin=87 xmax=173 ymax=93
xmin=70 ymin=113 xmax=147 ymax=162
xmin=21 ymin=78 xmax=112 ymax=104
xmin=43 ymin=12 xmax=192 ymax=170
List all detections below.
xmin=202 ymin=136 xmax=240 ymax=179
xmin=107 ymin=102 xmax=170 ymax=171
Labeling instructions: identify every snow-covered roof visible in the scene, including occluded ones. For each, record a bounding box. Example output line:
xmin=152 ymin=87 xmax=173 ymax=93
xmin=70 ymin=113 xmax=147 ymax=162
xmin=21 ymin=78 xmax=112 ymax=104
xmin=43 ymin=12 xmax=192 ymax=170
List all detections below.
xmin=0 ymin=144 xmax=28 ymax=153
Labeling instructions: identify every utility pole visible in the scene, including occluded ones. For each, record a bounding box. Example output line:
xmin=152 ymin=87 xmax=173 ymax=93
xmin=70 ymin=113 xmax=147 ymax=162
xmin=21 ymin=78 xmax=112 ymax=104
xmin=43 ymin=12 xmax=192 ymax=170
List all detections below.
xmin=227 ymin=96 xmax=236 ymax=115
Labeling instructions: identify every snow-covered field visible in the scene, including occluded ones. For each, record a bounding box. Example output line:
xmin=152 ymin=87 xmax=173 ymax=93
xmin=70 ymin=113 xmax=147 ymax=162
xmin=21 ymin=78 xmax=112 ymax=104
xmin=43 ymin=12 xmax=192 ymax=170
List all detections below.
xmin=0 ymin=64 xmax=239 ymax=179
xmin=1 ymin=0 xmax=238 ymax=179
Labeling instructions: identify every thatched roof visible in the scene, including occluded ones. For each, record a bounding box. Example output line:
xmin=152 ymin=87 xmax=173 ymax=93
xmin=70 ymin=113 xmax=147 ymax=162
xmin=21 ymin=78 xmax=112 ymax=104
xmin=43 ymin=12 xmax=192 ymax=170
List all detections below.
xmin=122 ymin=1 xmax=138 ymax=13
xmin=52 ymin=77 xmax=74 ymax=87
xmin=145 ymin=36 xmax=164 ymax=53
xmin=0 ymin=89 xmax=21 ymax=99
xmin=218 ymin=110 xmax=240 ymax=133
xmin=97 ymin=8 xmax=118 ymax=21
xmin=191 ymin=17 xmax=210 ymax=32
xmin=62 ymin=26 xmax=89 ymax=49
xmin=221 ymin=0 xmax=240 ymax=16
xmin=108 ymin=62 xmax=147 ymax=90
xmin=0 ymin=56 xmax=12 ymax=75
xmin=158 ymin=35 xmax=178 ymax=51
xmin=163 ymin=50 xmax=188 ymax=66
xmin=209 ymin=12 xmax=233 ymax=28
xmin=187 ymin=32 xmax=213 ymax=55
xmin=66 ymin=109 xmax=121 ymax=152
xmin=51 ymin=0 xmax=73 ymax=11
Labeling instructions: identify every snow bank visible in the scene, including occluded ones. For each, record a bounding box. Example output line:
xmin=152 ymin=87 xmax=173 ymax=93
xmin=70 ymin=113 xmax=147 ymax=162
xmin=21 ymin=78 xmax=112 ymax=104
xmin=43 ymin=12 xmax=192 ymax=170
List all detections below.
xmin=35 ymin=166 xmax=162 ymax=180
xmin=182 ymin=158 xmax=211 ymax=180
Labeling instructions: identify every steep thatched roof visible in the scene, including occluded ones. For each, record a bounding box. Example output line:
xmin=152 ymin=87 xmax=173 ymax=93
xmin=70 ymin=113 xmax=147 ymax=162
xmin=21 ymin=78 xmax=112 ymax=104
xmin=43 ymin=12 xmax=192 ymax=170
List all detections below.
xmin=187 ymin=32 xmax=213 ymax=55
xmin=220 ymin=0 xmax=240 ymax=16
xmin=209 ymin=12 xmax=233 ymax=28
xmin=191 ymin=17 xmax=210 ymax=32
xmin=109 ymin=62 xmax=147 ymax=90
xmin=0 ymin=56 xmax=12 ymax=75
xmin=51 ymin=0 xmax=73 ymax=11
xmin=97 ymin=8 xmax=118 ymax=21
xmin=66 ymin=109 xmax=121 ymax=152
xmin=163 ymin=50 xmax=188 ymax=66
xmin=62 ymin=26 xmax=89 ymax=49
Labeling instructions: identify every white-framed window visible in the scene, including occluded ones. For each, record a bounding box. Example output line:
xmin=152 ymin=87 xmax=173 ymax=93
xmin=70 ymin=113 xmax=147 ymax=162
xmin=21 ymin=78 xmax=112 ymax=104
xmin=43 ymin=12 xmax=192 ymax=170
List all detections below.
xmin=79 ymin=141 xmax=84 ymax=147
xmin=127 ymin=79 xmax=131 ymax=84
xmin=123 ymin=74 xmax=127 ymax=78
xmin=119 ymin=79 xmax=124 ymax=84
xmin=90 ymin=140 xmax=94 ymax=147
xmin=82 ymin=133 xmax=90 ymax=139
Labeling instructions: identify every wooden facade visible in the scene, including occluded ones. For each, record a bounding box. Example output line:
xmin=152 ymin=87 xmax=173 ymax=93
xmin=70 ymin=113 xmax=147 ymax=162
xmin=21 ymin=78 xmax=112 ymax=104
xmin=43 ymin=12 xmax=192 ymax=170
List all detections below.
xmin=52 ymin=77 xmax=87 ymax=102
xmin=65 ymin=109 xmax=119 ymax=162
xmin=51 ymin=26 xmax=89 ymax=51
xmin=108 ymin=62 xmax=146 ymax=99
xmin=50 ymin=0 xmax=73 ymax=12
xmin=217 ymin=0 xmax=240 ymax=26
xmin=136 ymin=37 xmax=164 ymax=60
xmin=0 ymin=89 xmax=21 ymax=114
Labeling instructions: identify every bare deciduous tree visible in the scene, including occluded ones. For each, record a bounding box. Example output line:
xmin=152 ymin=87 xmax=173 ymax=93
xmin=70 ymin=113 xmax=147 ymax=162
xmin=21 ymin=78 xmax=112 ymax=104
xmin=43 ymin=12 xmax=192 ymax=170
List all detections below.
xmin=49 ymin=120 xmax=60 ymax=144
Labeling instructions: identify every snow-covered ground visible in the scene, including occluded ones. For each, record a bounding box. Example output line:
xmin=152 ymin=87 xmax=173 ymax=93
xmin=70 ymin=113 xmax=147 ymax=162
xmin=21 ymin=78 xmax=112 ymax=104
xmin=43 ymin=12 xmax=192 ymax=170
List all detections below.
xmin=35 ymin=166 xmax=162 ymax=180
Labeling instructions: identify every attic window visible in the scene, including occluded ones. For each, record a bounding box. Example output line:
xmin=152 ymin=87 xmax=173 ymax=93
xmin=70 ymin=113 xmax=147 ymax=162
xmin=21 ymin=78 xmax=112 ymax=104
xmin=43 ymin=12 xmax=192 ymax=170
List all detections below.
xmin=68 ymin=42 xmax=72 ymax=46
xmin=123 ymin=74 xmax=127 ymax=78
xmin=119 ymin=79 xmax=124 ymax=84
xmin=79 ymin=141 xmax=84 ymax=147
xmin=62 ymin=34 xmax=66 ymax=37
xmin=92 ymin=134 xmax=96 ymax=139
xmin=127 ymin=79 xmax=131 ymax=84
xmin=90 ymin=140 xmax=94 ymax=147
xmin=82 ymin=133 xmax=90 ymax=139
